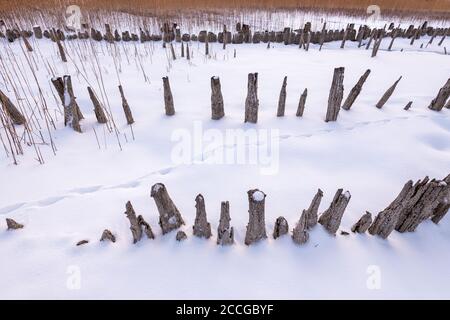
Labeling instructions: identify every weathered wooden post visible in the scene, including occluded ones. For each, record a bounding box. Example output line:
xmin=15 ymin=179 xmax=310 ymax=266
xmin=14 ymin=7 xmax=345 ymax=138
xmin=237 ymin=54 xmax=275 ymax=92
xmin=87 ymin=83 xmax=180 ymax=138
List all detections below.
xmin=296 ymin=88 xmax=308 ymax=117
xmin=318 ymin=189 xmax=351 ymax=235
xmin=325 ymin=67 xmax=345 ymax=122
xmin=431 ymin=174 xmax=450 ymax=224
xmin=223 ymin=25 xmax=227 ymax=50
xmin=6 ymin=218 xmax=24 ymax=230
xmin=404 ymin=101 xmax=413 ymax=110
xmin=428 ymin=78 xmax=450 ymax=111
xmin=211 ymin=76 xmax=224 ymax=120
xmin=33 ymin=26 xmax=43 ymax=39
xmin=63 ymin=75 xmax=83 ymax=132
xmin=375 ymin=76 xmax=402 ymax=109
xmin=151 ymin=183 xmax=184 ymax=234
xmin=395 ymin=177 xmax=449 ymax=233
xmin=118 ymin=85 xmax=134 ymax=125
xmin=371 ymin=36 xmax=383 ymax=57
xmin=124 ymin=201 xmax=154 ymax=243
xmin=170 ymin=43 xmax=176 ymax=60
xmin=162 ymin=76 xmax=175 ymax=116
xmin=100 ymin=229 xmax=116 ymax=243
xmin=303 ymin=189 xmax=324 ymax=228
xmin=176 ymin=231 xmax=187 ymax=241
xmin=319 ymin=22 xmax=326 ymax=51
xmin=292 ymin=211 xmax=309 ymax=245
xmin=181 ymin=42 xmax=184 ymax=58
xmin=87 ymin=87 xmax=107 ymax=124
xmin=351 ymin=212 xmax=372 ymax=233
xmin=342 ymin=69 xmax=371 ymax=110
xmin=186 ymin=43 xmax=190 ymax=60
xmin=193 ymin=194 xmax=212 ymax=239
xmin=0 ymin=89 xmax=26 ymax=125
xmin=368 ymin=180 xmax=414 ymax=238
xmin=244 ymin=189 xmax=267 ymax=245
xmin=276 ymin=76 xmax=287 ymax=117
xmin=244 ymin=73 xmax=259 ymax=123
xmin=273 ymin=216 xmax=289 ymax=239
xmin=217 ymin=201 xmax=234 ymax=245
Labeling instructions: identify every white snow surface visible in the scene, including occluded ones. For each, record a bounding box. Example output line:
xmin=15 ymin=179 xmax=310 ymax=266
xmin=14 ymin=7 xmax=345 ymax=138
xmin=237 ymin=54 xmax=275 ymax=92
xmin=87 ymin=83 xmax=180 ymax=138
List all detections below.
xmin=0 ymin=35 xmax=449 ymax=299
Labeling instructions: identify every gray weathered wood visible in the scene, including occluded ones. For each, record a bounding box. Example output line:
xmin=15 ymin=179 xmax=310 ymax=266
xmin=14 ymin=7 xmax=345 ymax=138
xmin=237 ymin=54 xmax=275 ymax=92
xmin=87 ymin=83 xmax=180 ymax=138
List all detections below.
xmin=404 ymin=101 xmax=413 ymax=110
xmin=63 ymin=75 xmax=83 ymax=132
xmin=318 ymin=189 xmax=351 ymax=235
xmin=292 ymin=210 xmax=309 ymax=245
xmin=273 ymin=216 xmax=289 ymax=239
xmin=162 ymin=76 xmax=175 ymax=116
xmin=304 ymin=189 xmax=324 ymax=228
xmin=124 ymin=201 xmax=142 ymax=243
xmin=395 ymin=177 xmax=450 ymax=232
xmin=6 ymin=218 xmax=24 ymax=230
xmin=325 ymin=67 xmax=345 ymax=122
xmin=211 ymin=76 xmax=224 ymax=120
xmin=217 ymin=201 xmax=234 ymax=245
xmin=428 ymin=78 xmax=450 ymax=111
xmin=118 ymin=85 xmax=134 ymax=125
xmin=342 ymin=69 xmax=371 ymax=110
xmin=87 ymin=86 xmax=108 ymax=124
xmin=351 ymin=212 xmax=372 ymax=233
xmin=375 ymin=76 xmax=402 ymax=109
xmin=276 ymin=76 xmax=287 ymax=117
xmin=0 ymin=89 xmax=26 ymax=125
xmin=245 ymin=189 xmax=267 ymax=245
xmin=176 ymin=230 xmax=187 ymax=241
xmin=193 ymin=194 xmax=212 ymax=239
xmin=296 ymin=88 xmax=308 ymax=117
xmin=244 ymin=73 xmax=259 ymax=123
xmin=369 ymin=180 xmax=414 ymax=238
xmin=100 ymin=229 xmax=116 ymax=243
xmin=431 ymin=174 xmax=450 ymax=224
xmin=151 ymin=183 xmax=184 ymax=234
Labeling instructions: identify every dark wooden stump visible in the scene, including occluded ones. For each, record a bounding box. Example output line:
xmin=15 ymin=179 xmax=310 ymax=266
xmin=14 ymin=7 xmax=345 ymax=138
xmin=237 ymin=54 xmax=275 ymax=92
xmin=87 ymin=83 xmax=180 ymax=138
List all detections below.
xmin=163 ymin=77 xmax=175 ymax=116
xmin=273 ymin=216 xmax=289 ymax=239
xmin=87 ymin=87 xmax=107 ymax=124
xmin=428 ymin=78 xmax=450 ymax=111
xmin=193 ymin=194 xmax=212 ymax=239
xmin=351 ymin=212 xmax=372 ymax=233
xmin=325 ymin=67 xmax=345 ymax=122
xmin=296 ymin=88 xmax=308 ymax=117
xmin=318 ymin=189 xmax=351 ymax=235
xmin=375 ymin=76 xmax=402 ymax=109
xmin=276 ymin=76 xmax=287 ymax=117
xmin=217 ymin=201 xmax=234 ymax=245
xmin=245 ymin=189 xmax=267 ymax=245
xmin=0 ymin=89 xmax=26 ymax=125
xmin=211 ymin=76 xmax=224 ymax=120
xmin=342 ymin=69 xmax=371 ymax=110
xmin=244 ymin=73 xmax=259 ymax=123
xmin=151 ymin=183 xmax=184 ymax=234
xmin=118 ymin=85 xmax=134 ymax=125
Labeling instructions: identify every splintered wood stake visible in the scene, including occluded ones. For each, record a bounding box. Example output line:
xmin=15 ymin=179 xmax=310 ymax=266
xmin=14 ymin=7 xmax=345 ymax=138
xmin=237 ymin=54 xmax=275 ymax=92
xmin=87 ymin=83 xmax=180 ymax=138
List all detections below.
xmin=87 ymin=87 xmax=107 ymax=124
xmin=375 ymin=76 xmax=402 ymax=109
xmin=217 ymin=201 xmax=234 ymax=245
xmin=325 ymin=67 xmax=345 ymax=122
xmin=276 ymin=76 xmax=287 ymax=117
xmin=162 ymin=76 xmax=175 ymax=116
xmin=318 ymin=189 xmax=351 ymax=235
xmin=244 ymin=189 xmax=267 ymax=245
xmin=292 ymin=211 xmax=309 ymax=245
xmin=244 ymin=73 xmax=259 ymax=123
xmin=118 ymin=85 xmax=134 ymax=125
xmin=351 ymin=212 xmax=372 ymax=233
xmin=342 ymin=69 xmax=371 ymax=110
xmin=211 ymin=76 xmax=224 ymax=120
xmin=296 ymin=88 xmax=308 ymax=117
xmin=304 ymin=188 xmax=324 ymax=228
xmin=428 ymin=78 xmax=450 ymax=111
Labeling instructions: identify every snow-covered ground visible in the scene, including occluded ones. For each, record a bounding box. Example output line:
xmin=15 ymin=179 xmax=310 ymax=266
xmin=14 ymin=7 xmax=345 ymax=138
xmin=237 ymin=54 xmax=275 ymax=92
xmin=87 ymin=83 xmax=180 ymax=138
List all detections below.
xmin=0 ymin=34 xmax=449 ymax=299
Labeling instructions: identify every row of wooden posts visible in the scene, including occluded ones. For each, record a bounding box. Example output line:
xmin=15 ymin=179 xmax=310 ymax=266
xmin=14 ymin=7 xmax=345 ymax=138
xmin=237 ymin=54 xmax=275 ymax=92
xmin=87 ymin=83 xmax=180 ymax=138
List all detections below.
xmin=2 ymin=20 xmax=449 ymax=55
xmin=1 ymin=69 xmax=449 ymax=133
xmin=5 ymin=173 xmax=449 ymax=246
